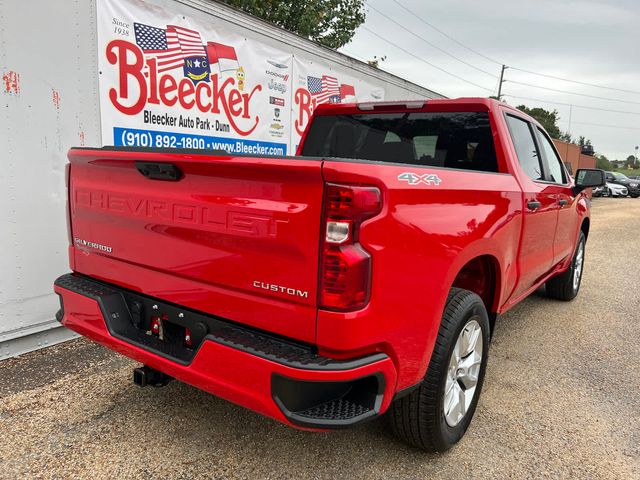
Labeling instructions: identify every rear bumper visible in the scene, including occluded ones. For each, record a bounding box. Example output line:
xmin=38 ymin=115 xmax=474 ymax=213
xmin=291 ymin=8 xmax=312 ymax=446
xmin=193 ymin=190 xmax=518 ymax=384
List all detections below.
xmin=53 ymin=274 xmax=397 ymax=430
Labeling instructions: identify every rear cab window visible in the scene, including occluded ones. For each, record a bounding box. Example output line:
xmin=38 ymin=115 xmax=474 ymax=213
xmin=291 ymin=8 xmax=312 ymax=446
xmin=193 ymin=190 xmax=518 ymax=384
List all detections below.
xmin=301 ymin=111 xmax=500 ymax=173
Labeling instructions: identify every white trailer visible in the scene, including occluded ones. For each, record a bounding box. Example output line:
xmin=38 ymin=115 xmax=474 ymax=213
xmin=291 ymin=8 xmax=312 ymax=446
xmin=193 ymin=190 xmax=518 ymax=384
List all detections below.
xmin=0 ymin=0 xmax=443 ymax=359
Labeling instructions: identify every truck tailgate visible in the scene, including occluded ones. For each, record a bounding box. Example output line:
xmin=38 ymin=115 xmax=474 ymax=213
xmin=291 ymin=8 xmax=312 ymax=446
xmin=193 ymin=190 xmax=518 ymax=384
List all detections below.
xmin=67 ymin=148 xmax=323 ymax=343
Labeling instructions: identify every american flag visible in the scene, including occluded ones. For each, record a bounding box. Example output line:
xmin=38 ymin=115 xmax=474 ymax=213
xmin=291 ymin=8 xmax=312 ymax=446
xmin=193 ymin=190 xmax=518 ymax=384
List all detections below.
xmin=307 ymin=75 xmax=340 ymax=103
xmin=134 ymin=23 xmax=206 ymax=73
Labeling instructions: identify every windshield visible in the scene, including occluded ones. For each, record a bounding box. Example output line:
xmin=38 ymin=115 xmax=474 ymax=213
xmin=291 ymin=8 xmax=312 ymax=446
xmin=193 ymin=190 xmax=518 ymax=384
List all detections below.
xmin=301 ymin=111 xmax=499 ymax=173
xmin=613 ymin=173 xmax=629 ymax=180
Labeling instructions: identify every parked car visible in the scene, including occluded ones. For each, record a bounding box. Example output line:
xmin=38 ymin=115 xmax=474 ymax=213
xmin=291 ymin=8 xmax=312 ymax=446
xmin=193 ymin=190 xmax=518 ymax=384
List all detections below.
xmin=592 ymin=185 xmax=605 ymax=197
xmin=53 ymin=98 xmax=605 ymax=452
xmin=605 ymin=172 xmax=640 ymax=197
xmin=606 ymin=182 xmax=629 ymax=197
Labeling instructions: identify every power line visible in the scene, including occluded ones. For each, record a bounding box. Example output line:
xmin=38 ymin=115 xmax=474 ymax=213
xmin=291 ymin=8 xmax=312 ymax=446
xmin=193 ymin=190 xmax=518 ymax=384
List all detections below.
xmin=387 ymin=0 xmax=640 ymax=96
xmin=386 ymin=0 xmax=503 ymax=66
xmin=506 ymin=79 xmax=640 ymax=106
xmin=359 ymin=25 xmax=495 ymax=93
xmin=365 ymin=2 xmax=499 ymax=79
xmin=570 ymin=121 xmax=640 ymax=131
xmin=509 ymin=67 xmax=640 ymax=96
xmin=502 ymin=94 xmax=640 ymax=116
xmin=340 ymin=49 xmax=371 ymax=64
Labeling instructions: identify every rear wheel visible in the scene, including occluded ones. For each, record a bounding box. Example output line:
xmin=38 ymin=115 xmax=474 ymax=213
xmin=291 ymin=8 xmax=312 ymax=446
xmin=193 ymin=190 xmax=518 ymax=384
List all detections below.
xmin=546 ymin=231 xmax=586 ymax=301
xmin=389 ymin=288 xmax=490 ymax=452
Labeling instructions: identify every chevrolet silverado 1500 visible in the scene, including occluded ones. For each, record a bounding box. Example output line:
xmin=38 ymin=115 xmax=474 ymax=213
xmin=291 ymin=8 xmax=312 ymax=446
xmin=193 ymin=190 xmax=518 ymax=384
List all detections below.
xmin=54 ymin=98 xmax=605 ymax=451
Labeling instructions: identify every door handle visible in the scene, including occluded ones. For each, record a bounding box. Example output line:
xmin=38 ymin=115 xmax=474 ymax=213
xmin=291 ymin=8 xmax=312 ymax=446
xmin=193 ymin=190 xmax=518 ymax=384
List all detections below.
xmin=558 ymin=199 xmax=568 ymax=207
xmin=135 ymin=161 xmax=183 ymax=181
xmin=527 ymin=200 xmax=541 ymax=210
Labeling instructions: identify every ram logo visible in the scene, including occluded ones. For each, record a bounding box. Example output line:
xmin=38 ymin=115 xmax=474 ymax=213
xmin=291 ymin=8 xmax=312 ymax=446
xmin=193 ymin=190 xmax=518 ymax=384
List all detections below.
xmin=253 ymin=281 xmax=309 ymax=298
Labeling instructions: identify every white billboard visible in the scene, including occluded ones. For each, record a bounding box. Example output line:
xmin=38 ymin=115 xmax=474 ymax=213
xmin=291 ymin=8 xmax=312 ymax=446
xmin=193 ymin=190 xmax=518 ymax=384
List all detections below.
xmin=97 ymin=0 xmax=387 ymax=156
xmin=290 ymin=56 xmax=386 ymax=153
xmin=98 ymin=0 xmax=295 ymax=154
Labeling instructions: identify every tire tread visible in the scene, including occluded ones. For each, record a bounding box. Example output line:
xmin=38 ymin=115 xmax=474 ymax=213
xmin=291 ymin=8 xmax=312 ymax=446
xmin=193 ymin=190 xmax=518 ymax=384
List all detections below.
xmin=389 ymin=288 xmax=487 ymax=451
xmin=546 ymin=232 xmax=585 ymax=301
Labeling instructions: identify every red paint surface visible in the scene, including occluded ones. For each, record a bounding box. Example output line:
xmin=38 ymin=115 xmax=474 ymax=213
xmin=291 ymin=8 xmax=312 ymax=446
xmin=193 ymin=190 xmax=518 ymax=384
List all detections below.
xmin=52 ymin=89 xmax=61 ymax=108
xmin=54 ymin=286 xmax=397 ymax=428
xmin=2 ymin=70 xmax=20 ymax=94
xmin=59 ymin=98 xmax=591 ymax=419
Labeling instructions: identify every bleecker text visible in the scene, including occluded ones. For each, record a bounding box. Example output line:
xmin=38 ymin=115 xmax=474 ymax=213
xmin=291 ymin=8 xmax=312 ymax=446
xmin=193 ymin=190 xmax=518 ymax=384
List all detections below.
xmin=106 ymin=40 xmax=262 ymax=136
xmin=294 ymin=88 xmax=317 ymax=137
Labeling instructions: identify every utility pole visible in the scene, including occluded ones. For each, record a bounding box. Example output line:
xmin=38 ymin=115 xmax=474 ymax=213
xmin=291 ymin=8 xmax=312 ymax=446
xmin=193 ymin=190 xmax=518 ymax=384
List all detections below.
xmin=568 ymin=104 xmax=573 ymax=138
xmin=497 ymin=65 xmax=508 ymax=100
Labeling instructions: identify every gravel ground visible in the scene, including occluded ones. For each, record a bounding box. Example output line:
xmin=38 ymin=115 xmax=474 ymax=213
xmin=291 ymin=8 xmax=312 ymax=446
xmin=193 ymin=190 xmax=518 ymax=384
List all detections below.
xmin=1 ymin=198 xmax=639 ymax=479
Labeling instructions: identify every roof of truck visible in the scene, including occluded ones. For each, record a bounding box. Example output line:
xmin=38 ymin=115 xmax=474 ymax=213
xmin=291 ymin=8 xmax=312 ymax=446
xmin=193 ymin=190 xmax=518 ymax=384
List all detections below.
xmin=313 ymin=97 xmax=537 ymax=125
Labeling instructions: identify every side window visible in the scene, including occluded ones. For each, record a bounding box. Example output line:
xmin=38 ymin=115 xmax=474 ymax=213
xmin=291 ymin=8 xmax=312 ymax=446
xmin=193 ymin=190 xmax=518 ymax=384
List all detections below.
xmin=413 ymin=135 xmax=438 ymax=161
xmin=563 ymin=162 xmax=573 ymax=178
xmin=537 ymin=128 xmax=567 ymax=184
xmin=384 ymin=131 xmax=401 ymax=143
xmin=506 ymin=115 xmax=544 ymax=181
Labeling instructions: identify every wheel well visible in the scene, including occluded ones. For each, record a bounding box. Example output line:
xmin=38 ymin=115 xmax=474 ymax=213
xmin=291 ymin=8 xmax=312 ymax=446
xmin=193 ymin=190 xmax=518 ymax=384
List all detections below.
xmin=451 ymin=255 xmax=500 ymax=317
xmin=581 ymin=218 xmax=590 ymax=240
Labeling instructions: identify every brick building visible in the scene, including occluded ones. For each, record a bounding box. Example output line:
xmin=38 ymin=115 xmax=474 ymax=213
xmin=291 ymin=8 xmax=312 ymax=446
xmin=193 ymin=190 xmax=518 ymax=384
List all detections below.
xmin=552 ymin=139 xmax=596 ymax=177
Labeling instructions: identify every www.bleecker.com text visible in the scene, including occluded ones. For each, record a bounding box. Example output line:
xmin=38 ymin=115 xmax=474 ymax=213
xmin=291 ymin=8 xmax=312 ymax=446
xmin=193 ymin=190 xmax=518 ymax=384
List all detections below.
xmin=143 ymin=110 xmax=231 ymax=133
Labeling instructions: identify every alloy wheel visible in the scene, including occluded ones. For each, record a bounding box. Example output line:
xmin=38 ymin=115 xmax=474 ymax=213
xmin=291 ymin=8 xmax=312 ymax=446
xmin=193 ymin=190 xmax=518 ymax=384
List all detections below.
xmin=444 ymin=319 xmax=483 ymax=427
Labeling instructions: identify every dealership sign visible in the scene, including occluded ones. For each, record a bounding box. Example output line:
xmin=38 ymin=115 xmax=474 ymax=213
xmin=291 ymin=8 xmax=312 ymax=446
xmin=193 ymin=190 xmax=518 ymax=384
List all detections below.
xmin=97 ymin=0 xmax=385 ymax=155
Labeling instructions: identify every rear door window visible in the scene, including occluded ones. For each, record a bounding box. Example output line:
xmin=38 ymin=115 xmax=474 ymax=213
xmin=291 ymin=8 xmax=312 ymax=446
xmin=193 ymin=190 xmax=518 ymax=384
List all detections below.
xmin=505 ymin=115 xmax=544 ymax=181
xmin=301 ymin=111 xmax=500 ymax=173
xmin=536 ymin=128 xmax=567 ymax=184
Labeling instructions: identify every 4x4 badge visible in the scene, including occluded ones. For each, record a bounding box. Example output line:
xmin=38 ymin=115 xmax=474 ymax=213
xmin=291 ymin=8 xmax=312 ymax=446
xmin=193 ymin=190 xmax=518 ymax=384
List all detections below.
xmin=398 ymin=172 xmax=442 ymax=186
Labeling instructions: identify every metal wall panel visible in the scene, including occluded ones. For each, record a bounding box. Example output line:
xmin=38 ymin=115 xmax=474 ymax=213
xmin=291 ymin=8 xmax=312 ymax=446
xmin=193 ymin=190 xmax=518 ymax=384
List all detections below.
xmin=0 ymin=0 xmax=100 ymax=357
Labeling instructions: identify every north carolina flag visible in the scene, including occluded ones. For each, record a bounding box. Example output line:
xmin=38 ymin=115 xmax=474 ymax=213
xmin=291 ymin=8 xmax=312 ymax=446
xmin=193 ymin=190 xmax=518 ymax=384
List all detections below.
xmin=339 ymin=84 xmax=356 ymax=101
xmin=206 ymin=42 xmax=239 ymax=73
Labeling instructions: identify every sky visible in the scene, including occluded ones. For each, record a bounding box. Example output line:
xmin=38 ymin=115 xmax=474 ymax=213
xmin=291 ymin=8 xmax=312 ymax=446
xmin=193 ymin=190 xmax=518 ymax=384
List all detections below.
xmin=340 ymin=0 xmax=640 ymax=160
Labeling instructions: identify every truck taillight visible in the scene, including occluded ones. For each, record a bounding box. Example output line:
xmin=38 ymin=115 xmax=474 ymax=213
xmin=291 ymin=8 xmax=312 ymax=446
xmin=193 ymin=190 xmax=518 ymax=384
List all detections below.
xmin=65 ymin=163 xmax=72 ymax=245
xmin=319 ymin=183 xmax=381 ymax=311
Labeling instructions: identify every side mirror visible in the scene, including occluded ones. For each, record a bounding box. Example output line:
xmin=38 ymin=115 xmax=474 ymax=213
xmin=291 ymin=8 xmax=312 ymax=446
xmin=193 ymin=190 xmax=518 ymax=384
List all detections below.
xmin=574 ymin=169 xmax=606 ymax=193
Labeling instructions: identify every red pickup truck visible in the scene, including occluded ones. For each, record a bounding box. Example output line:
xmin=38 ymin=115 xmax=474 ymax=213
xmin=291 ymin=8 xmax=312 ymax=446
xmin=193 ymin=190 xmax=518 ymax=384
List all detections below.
xmin=54 ymin=98 xmax=605 ymax=451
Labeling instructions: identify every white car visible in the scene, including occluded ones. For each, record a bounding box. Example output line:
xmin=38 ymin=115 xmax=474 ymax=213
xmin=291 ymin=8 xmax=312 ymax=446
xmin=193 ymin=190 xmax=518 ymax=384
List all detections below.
xmin=605 ymin=182 xmax=628 ymax=197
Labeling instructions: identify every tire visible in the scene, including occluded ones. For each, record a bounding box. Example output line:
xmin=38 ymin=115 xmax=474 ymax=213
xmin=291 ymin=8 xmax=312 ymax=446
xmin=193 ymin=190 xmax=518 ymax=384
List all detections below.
xmin=607 ymin=188 xmax=612 ymax=197
xmin=389 ymin=288 xmax=490 ymax=452
xmin=546 ymin=231 xmax=586 ymax=301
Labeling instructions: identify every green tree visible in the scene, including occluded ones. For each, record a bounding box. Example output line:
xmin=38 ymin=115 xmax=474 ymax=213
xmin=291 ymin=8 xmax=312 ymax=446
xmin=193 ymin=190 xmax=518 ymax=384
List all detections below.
xmin=220 ymin=0 xmax=366 ymax=49
xmin=595 ymin=154 xmax=613 ymax=171
xmin=516 ymin=105 xmax=563 ymax=138
xmin=558 ymin=131 xmax=572 ymax=143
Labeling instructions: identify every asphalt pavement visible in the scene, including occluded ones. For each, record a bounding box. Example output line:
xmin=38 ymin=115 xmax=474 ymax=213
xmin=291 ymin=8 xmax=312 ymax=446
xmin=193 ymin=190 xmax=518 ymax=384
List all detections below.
xmin=1 ymin=198 xmax=638 ymax=479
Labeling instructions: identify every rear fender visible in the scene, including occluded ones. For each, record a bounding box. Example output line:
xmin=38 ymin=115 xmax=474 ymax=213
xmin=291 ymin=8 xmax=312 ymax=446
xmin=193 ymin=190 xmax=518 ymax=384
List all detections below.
xmin=442 ymin=239 xmax=506 ymax=316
